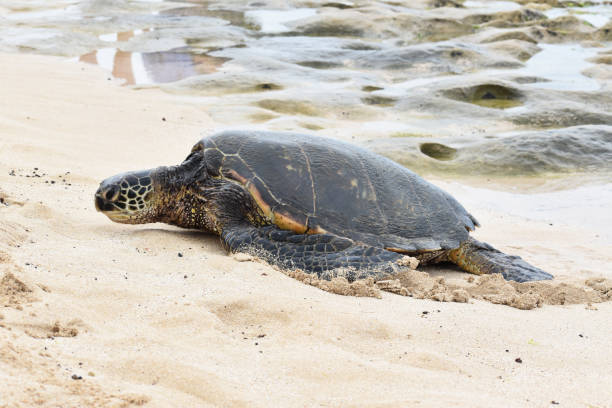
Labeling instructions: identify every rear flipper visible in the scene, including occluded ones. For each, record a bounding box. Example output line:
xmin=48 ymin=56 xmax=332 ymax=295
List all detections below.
xmin=221 ymin=224 xmax=404 ymax=282
xmin=447 ymin=237 xmax=553 ymax=283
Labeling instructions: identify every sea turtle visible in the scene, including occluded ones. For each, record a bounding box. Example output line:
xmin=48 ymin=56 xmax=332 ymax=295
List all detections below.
xmin=95 ymin=130 xmax=552 ymax=283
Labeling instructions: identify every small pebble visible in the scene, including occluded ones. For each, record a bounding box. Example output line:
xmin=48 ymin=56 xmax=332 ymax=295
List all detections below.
xmin=71 ymin=374 xmax=82 ymax=380
xmin=515 ymin=357 xmax=522 ymax=363
xmin=178 ymin=252 xmax=183 ymax=257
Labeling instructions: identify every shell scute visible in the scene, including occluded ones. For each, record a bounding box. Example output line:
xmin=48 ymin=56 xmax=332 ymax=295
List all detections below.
xmin=205 ymin=131 xmax=476 ymax=253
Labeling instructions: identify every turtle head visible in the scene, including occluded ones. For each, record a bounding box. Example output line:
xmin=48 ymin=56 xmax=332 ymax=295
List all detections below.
xmin=95 ymin=169 xmax=160 ymax=224
xmin=95 ymin=150 xmax=216 ymax=229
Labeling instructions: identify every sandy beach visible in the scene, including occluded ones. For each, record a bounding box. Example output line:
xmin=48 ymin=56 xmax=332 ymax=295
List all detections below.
xmin=1 ymin=52 xmax=612 ymax=408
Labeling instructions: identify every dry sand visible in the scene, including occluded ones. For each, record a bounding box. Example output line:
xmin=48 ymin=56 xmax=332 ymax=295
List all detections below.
xmin=1 ymin=52 xmax=612 ymax=407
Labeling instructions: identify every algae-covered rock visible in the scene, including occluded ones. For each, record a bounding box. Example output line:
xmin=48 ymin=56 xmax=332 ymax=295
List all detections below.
xmin=380 ymin=125 xmax=612 ymax=176
xmin=442 ymin=83 xmax=525 ymax=109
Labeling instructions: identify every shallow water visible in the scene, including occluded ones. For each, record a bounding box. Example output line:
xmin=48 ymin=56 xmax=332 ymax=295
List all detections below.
xmin=518 ymin=44 xmax=600 ymax=92
xmin=244 ymin=8 xmax=317 ymax=33
xmin=78 ymin=37 xmax=229 ymax=85
xmin=1 ymin=0 xmax=611 ymax=191
xmin=463 ymin=1 xmax=521 ymax=12
xmin=544 ymin=4 xmax=612 ymax=28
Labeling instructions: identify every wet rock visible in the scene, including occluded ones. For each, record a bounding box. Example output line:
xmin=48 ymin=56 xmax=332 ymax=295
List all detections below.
xmin=341 ymin=42 xmax=381 ymax=51
xmin=122 ymin=26 xmax=246 ymax=53
xmin=595 ymin=21 xmax=612 ymax=41
xmin=165 ymin=8 xmax=258 ymax=31
xmin=416 ymin=18 xmax=475 ymax=42
xmin=462 ymin=8 xmax=543 ymax=26
xmin=588 ymin=55 xmax=612 ymax=65
xmin=382 ymin=125 xmax=612 ymax=176
xmin=481 ymin=31 xmax=538 ymax=44
xmin=482 ymin=9 xmax=547 ymax=27
xmin=510 ymin=76 xmax=551 ymax=84
xmin=0 ymin=28 xmax=105 ymax=57
xmin=583 ymin=65 xmax=612 ymax=81
xmin=511 ymin=107 xmax=612 ymax=128
xmin=483 ymin=39 xmax=541 ymax=61
xmin=292 ymin=14 xmax=366 ymax=38
xmin=355 ymin=43 xmax=521 ymax=74
xmin=249 ymin=111 xmax=280 ymax=123
xmin=419 ymin=143 xmax=457 ymax=161
xmin=525 ymin=15 xmax=599 ymax=42
xmin=321 ymin=2 xmax=355 ymax=10
xmin=297 ymin=60 xmax=343 ymax=69
xmin=456 ymin=125 xmax=612 ymax=175
xmin=539 ymin=14 xmax=587 ymax=30
xmin=361 ymin=95 xmax=397 ymax=107
xmin=291 ymin=10 xmax=475 ymax=42
xmin=163 ymin=73 xmax=285 ymax=96
xmin=442 ymin=83 xmax=524 ymax=109
xmin=255 ymin=99 xmax=321 ymax=116
xmin=429 ymin=0 xmax=464 ymax=8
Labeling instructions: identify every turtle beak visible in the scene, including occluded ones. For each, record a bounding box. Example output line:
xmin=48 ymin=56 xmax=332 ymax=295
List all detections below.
xmin=94 ymin=183 xmax=120 ymax=212
xmin=94 ymin=192 xmax=108 ymax=212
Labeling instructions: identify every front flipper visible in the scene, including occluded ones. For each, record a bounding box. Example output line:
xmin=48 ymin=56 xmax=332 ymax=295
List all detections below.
xmin=448 ymin=237 xmax=553 ymax=283
xmin=221 ymin=224 xmax=405 ymax=282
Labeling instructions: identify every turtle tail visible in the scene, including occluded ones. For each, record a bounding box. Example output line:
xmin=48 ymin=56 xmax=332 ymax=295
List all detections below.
xmin=447 ymin=237 xmax=553 ymax=283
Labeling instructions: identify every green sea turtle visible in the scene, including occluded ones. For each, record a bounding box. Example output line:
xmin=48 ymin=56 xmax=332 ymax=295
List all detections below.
xmin=95 ymin=131 xmax=552 ymax=283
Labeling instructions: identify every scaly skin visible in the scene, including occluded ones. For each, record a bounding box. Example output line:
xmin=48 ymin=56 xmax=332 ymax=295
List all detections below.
xmin=447 ymin=237 xmax=553 ymax=283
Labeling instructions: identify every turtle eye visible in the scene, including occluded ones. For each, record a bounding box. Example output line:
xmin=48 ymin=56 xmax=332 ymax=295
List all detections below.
xmin=105 ymin=185 xmax=119 ymax=201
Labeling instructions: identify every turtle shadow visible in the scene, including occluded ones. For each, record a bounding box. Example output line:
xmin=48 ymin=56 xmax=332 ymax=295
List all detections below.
xmin=131 ymin=227 xmax=226 ymax=255
xmin=419 ymin=262 xmax=467 ymax=280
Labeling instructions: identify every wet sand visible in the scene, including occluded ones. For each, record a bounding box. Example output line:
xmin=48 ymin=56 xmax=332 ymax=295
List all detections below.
xmin=2 ymin=52 xmax=612 ymax=407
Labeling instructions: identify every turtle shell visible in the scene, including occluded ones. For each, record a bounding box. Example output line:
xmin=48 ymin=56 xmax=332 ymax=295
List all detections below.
xmin=194 ymin=130 xmax=478 ymax=253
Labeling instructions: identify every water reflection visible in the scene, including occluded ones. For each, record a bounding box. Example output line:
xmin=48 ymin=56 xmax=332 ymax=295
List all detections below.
xmin=544 ymin=5 xmax=612 ymax=28
xmin=79 ymin=31 xmax=229 ymax=85
xmin=518 ymin=44 xmax=600 ymax=92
